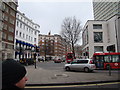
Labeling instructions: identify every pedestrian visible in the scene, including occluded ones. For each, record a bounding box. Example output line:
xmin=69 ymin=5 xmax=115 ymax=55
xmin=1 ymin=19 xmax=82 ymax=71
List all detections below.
xmin=2 ymin=59 xmax=28 ymax=90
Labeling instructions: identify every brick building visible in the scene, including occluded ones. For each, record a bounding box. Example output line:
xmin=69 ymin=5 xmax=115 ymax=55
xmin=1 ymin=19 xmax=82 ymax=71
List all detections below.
xmin=38 ymin=33 xmax=71 ymax=60
xmin=0 ymin=1 xmax=18 ymax=60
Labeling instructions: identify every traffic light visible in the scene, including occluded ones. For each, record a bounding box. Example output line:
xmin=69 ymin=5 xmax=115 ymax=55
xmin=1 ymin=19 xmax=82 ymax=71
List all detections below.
xmin=107 ymin=45 xmax=115 ymax=52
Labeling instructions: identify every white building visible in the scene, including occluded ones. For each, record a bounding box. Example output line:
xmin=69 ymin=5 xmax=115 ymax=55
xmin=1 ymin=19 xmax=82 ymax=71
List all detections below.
xmin=107 ymin=15 xmax=120 ymax=52
xmin=14 ymin=10 xmax=40 ymax=60
xmin=82 ymin=15 xmax=119 ymax=58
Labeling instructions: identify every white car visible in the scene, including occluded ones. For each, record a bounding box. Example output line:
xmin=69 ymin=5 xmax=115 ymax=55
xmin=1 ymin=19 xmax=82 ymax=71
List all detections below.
xmin=64 ymin=59 xmax=96 ymax=72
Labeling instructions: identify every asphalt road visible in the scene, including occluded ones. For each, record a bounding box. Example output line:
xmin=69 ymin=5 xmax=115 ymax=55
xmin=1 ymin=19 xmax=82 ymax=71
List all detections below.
xmin=25 ymin=61 xmax=119 ymax=88
xmin=36 ymin=61 xmax=65 ymax=71
xmin=36 ymin=61 xmax=120 ymax=73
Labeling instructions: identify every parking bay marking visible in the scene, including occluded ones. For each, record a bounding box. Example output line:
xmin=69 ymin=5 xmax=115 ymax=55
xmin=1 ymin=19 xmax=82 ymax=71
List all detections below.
xmin=25 ymin=82 xmax=120 ymax=88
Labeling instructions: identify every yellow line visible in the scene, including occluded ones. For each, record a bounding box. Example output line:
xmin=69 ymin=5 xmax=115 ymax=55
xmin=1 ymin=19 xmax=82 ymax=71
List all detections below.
xmin=25 ymin=82 xmax=120 ymax=88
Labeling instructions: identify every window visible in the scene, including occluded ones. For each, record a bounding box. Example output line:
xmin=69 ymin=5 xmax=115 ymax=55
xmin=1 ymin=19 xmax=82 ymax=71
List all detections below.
xmin=34 ymin=31 xmax=37 ymax=35
xmin=23 ymin=33 xmax=25 ymax=38
xmin=9 ymin=26 xmax=14 ymax=32
xmin=2 ymin=42 xmax=6 ymax=49
xmin=31 ymin=37 xmax=33 ymax=41
xmin=104 ymin=55 xmax=111 ymax=62
xmin=17 ymin=15 xmax=19 ymax=18
xmin=93 ymin=24 xmax=102 ymax=29
xmin=27 ymin=27 xmax=28 ymax=31
xmin=8 ymin=35 xmax=14 ymax=41
xmin=19 ymin=32 xmax=22 ymax=37
xmin=9 ymin=18 xmax=15 ymax=25
xmin=4 ymin=15 xmax=8 ymax=21
xmin=94 ymin=32 xmax=103 ymax=43
xmin=71 ymin=61 xmax=77 ymax=64
xmin=17 ymin=21 xmax=19 ymax=27
xmin=3 ymin=24 xmax=7 ymax=30
xmin=112 ymin=55 xmax=120 ymax=62
xmin=29 ymin=36 xmax=30 ymax=40
xmin=16 ymin=31 xmax=18 ymax=35
xmin=94 ymin=46 xmax=103 ymax=52
xmin=34 ymin=38 xmax=36 ymax=42
xmin=26 ymin=35 xmax=28 ymax=39
xmin=7 ymin=44 xmax=14 ymax=49
xmin=10 ymin=9 xmax=15 ymax=16
xmin=20 ymin=23 xmax=22 ymax=28
xmin=11 ymin=3 xmax=16 ymax=10
xmin=2 ymin=32 xmax=7 ymax=39
xmin=5 ymin=5 xmax=9 ymax=13
xmin=23 ymin=25 xmax=25 ymax=29
xmin=77 ymin=60 xmax=88 ymax=64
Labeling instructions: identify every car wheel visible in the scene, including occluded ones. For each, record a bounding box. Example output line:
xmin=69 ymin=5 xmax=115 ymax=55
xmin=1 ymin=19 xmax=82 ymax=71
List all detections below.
xmin=65 ymin=67 xmax=70 ymax=71
xmin=84 ymin=67 xmax=89 ymax=72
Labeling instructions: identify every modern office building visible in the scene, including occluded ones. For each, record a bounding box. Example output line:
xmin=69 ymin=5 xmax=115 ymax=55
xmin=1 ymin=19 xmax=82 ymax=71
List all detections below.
xmin=82 ymin=15 xmax=120 ymax=58
xmin=107 ymin=14 xmax=120 ymax=52
xmin=14 ymin=10 xmax=40 ymax=60
xmin=38 ymin=33 xmax=71 ymax=60
xmin=0 ymin=1 xmax=18 ymax=60
xmin=93 ymin=0 xmax=120 ymax=20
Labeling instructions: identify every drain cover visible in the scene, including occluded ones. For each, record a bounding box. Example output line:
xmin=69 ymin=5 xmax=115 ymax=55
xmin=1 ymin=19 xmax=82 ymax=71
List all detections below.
xmin=55 ymin=74 xmax=69 ymax=78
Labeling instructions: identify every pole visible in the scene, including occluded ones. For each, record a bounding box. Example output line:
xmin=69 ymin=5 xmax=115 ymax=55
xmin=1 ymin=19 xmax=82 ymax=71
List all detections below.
xmin=34 ymin=53 xmax=36 ymax=69
xmin=34 ymin=46 xmax=37 ymax=69
xmin=108 ymin=51 xmax=111 ymax=76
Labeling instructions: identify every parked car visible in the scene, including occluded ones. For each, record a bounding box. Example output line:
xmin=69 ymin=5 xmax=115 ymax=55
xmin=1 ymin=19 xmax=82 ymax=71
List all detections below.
xmin=19 ymin=58 xmax=34 ymax=66
xmin=64 ymin=59 xmax=96 ymax=72
xmin=38 ymin=58 xmax=44 ymax=62
xmin=54 ymin=59 xmax=62 ymax=63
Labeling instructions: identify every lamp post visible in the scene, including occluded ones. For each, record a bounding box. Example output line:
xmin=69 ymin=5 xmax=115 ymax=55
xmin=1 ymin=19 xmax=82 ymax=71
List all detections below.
xmin=34 ymin=45 xmax=37 ymax=69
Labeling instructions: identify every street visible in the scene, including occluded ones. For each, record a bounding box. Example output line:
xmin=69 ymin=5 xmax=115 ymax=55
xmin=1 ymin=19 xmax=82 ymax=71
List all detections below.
xmin=25 ymin=61 xmax=119 ymax=85
xmin=36 ymin=61 xmax=65 ymax=71
xmin=36 ymin=61 xmax=120 ymax=73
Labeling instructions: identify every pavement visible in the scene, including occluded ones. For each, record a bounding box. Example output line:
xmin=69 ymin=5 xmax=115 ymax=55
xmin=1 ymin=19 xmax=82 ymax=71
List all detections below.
xmin=25 ymin=65 xmax=120 ymax=86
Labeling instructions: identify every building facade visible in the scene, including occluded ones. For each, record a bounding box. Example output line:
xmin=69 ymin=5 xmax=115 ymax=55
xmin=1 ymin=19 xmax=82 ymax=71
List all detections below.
xmin=106 ymin=14 xmax=120 ymax=52
xmin=0 ymin=0 xmax=3 ymax=60
xmin=82 ymin=15 xmax=120 ymax=58
xmin=38 ymin=33 xmax=71 ymax=60
xmin=14 ymin=10 xmax=40 ymax=60
xmin=93 ymin=0 xmax=120 ymax=20
xmin=1 ymin=1 xmax=18 ymax=60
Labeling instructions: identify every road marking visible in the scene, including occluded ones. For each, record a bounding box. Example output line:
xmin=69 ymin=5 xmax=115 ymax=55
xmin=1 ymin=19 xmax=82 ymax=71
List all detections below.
xmin=25 ymin=82 xmax=120 ymax=88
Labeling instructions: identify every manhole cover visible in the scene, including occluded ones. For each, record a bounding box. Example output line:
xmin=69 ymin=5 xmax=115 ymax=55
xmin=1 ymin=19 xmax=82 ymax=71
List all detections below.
xmin=55 ymin=74 xmax=69 ymax=78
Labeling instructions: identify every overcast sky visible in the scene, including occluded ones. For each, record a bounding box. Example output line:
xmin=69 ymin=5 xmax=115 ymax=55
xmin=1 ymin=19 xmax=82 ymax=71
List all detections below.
xmin=18 ymin=0 xmax=94 ymax=35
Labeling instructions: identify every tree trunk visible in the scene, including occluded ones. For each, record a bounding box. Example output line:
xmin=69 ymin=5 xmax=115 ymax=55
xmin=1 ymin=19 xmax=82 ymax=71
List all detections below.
xmin=72 ymin=41 xmax=75 ymax=58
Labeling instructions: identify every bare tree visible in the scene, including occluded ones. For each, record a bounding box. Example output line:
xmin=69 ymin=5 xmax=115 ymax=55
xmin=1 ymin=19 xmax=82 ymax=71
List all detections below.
xmin=61 ymin=16 xmax=82 ymax=57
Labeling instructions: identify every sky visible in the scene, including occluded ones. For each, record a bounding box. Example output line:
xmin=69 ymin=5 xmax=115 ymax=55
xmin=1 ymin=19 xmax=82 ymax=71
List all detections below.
xmin=18 ymin=0 xmax=94 ymax=35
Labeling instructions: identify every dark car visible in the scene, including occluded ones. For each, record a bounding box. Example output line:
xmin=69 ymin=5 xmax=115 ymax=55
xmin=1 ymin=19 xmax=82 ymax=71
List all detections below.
xmin=20 ymin=58 xmax=34 ymax=66
xmin=38 ymin=58 xmax=44 ymax=62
